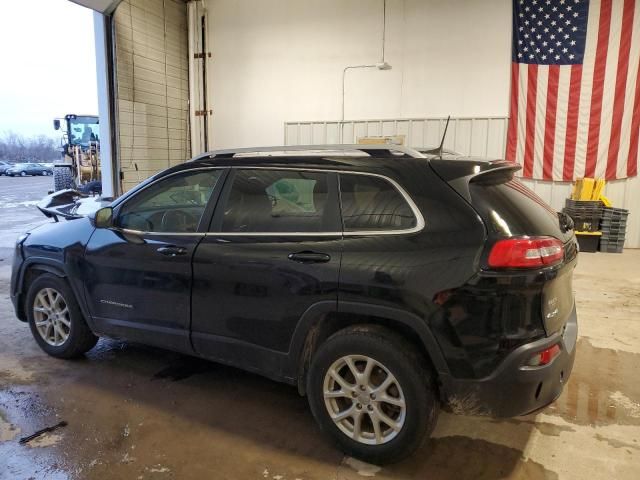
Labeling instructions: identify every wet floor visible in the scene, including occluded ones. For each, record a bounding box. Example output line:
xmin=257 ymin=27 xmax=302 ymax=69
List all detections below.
xmin=0 ymin=178 xmax=639 ymax=479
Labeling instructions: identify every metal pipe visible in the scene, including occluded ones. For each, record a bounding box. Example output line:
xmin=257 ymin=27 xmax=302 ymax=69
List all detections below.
xmin=382 ymin=0 xmax=386 ymax=63
xmin=339 ymin=1 xmax=391 ymax=142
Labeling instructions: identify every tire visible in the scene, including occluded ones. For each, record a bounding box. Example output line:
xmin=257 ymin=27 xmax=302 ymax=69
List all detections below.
xmin=53 ymin=166 xmax=75 ymax=191
xmin=20 ymin=171 xmax=26 ymax=177
xmin=307 ymin=325 xmax=439 ymax=464
xmin=26 ymin=274 xmax=98 ymax=359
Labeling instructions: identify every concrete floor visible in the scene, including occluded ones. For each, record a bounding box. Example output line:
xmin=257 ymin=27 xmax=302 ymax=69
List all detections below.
xmin=0 ymin=176 xmax=639 ymax=480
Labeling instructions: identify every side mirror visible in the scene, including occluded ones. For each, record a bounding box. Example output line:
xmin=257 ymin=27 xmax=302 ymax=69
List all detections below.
xmin=92 ymin=207 xmax=114 ymax=229
xmin=53 ymin=119 xmax=61 ymax=131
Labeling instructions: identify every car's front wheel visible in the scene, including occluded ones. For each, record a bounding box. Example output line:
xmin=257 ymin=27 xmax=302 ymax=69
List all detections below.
xmin=53 ymin=167 xmax=75 ymax=191
xmin=20 ymin=171 xmax=26 ymax=177
xmin=26 ymin=274 xmax=98 ymax=358
xmin=307 ymin=325 xmax=439 ymax=464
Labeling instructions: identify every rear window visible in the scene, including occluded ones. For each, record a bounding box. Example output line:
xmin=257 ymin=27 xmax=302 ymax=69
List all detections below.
xmin=339 ymin=174 xmax=417 ymax=232
xmin=469 ymin=179 xmax=567 ymax=240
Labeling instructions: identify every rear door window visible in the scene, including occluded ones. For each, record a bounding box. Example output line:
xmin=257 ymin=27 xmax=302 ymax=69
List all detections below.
xmin=216 ymin=169 xmax=339 ymax=233
xmin=339 ymin=173 xmax=418 ymax=232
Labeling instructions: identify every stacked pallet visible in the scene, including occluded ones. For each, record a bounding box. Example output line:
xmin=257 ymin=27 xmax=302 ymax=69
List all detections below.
xmin=600 ymin=207 xmax=630 ymax=253
xmin=563 ymin=199 xmax=603 ymax=232
xmin=563 ymin=177 xmax=632 ymax=253
xmin=563 ymin=199 xmax=603 ymax=252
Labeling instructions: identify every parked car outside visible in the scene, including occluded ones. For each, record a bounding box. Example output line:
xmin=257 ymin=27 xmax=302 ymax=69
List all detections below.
xmin=6 ymin=162 xmax=53 ymax=176
xmin=0 ymin=160 xmax=12 ymax=175
xmin=10 ymin=145 xmax=578 ymax=464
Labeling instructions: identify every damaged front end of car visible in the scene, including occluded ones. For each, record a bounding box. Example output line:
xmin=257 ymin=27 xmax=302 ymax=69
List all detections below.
xmin=37 ymin=189 xmax=112 ymax=222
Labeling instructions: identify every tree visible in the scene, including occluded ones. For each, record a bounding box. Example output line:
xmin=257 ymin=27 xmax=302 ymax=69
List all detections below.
xmin=0 ymin=132 xmax=59 ymax=163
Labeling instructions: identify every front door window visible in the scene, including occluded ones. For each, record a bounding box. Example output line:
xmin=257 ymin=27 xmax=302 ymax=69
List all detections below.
xmin=116 ymin=170 xmax=223 ymax=233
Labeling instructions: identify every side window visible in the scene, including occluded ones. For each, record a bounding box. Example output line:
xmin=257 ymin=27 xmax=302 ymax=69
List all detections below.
xmin=339 ymin=174 xmax=417 ymax=231
xmin=116 ymin=170 xmax=222 ymax=233
xmin=219 ymin=169 xmax=336 ymax=233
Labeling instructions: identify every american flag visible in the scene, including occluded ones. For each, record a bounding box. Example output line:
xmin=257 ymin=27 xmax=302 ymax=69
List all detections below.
xmin=506 ymin=0 xmax=640 ymax=181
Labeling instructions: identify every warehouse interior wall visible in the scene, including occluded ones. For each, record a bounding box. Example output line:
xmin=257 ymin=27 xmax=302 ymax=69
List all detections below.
xmin=113 ymin=0 xmax=190 ymax=192
xmin=204 ymin=0 xmax=512 ymax=148
xmin=102 ymin=0 xmax=638 ymax=247
xmin=201 ymin=0 xmax=638 ymax=248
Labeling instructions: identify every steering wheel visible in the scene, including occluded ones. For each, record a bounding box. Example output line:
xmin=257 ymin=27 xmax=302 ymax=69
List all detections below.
xmin=160 ymin=209 xmax=199 ymax=232
xmin=121 ymin=212 xmax=153 ymax=231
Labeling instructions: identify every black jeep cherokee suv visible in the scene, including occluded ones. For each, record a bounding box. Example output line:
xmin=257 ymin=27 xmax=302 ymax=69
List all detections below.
xmin=10 ymin=145 xmax=578 ymax=463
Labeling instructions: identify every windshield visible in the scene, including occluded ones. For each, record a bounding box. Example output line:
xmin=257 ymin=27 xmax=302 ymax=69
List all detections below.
xmin=68 ymin=116 xmax=99 ymax=147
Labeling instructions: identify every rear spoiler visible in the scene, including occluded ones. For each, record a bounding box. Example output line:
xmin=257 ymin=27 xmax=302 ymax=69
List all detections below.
xmin=429 ymin=159 xmax=522 ymax=202
xmin=37 ymin=189 xmax=90 ymax=222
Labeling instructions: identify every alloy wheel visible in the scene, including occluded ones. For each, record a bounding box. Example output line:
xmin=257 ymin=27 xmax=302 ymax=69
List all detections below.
xmin=33 ymin=288 xmax=71 ymax=346
xmin=323 ymin=355 xmax=406 ymax=445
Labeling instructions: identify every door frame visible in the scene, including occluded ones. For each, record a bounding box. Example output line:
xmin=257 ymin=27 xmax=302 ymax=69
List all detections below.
xmin=83 ymin=166 xmax=231 ymax=351
xmin=190 ymin=166 xmax=343 ymax=380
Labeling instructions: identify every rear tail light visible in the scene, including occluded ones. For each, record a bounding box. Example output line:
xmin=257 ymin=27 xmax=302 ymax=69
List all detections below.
xmin=487 ymin=236 xmax=564 ymax=269
xmin=526 ymin=344 xmax=561 ymax=367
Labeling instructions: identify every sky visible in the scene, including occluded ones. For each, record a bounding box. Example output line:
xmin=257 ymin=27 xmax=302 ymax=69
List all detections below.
xmin=0 ymin=0 xmax=98 ymax=139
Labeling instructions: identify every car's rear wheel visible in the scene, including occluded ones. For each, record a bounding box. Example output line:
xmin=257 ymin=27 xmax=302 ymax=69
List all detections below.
xmin=307 ymin=325 xmax=439 ymax=464
xmin=20 ymin=171 xmax=26 ymax=177
xmin=26 ymin=274 xmax=98 ymax=358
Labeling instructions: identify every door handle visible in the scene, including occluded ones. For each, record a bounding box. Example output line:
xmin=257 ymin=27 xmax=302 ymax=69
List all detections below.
xmin=288 ymin=251 xmax=331 ymax=263
xmin=157 ymin=246 xmax=187 ymax=256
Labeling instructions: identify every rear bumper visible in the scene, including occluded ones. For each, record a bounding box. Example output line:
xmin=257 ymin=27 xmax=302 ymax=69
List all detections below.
xmin=442 ymin=303 xmax=578 ymax=417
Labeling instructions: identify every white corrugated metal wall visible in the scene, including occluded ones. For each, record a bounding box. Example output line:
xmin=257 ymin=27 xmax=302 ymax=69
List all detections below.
xmin=285 ymin=117 xmax=510 ymax=158
xmin=285 ymin=118 xmax=639 ymax=248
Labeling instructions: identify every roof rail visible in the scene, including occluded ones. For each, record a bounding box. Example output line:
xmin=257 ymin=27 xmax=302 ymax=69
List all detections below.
xmin=191 ymin=144 xmax=426 ymax=161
